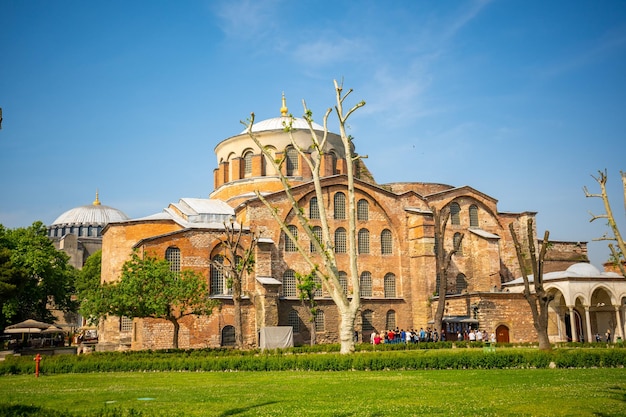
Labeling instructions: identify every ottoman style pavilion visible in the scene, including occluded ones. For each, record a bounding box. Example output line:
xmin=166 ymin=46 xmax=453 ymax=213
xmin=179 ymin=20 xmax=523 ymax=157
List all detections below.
xmin=93 ymin=97 xmax=626 ymax=350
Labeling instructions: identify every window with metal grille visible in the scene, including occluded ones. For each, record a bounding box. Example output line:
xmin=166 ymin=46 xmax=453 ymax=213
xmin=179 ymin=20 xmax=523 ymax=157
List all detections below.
xmin=165 ymin=247 xmax=180 ymax=273
xmin=288 ymin=310 xmax=300 ymax=333
xmin=221 ymin=325 xmax=236 ymax=347
xmin=360 ymin=271 xmax=372 ymax=297
xmin=286 ymin=147 xmax=298 ymax=175
xmin=285 ymin=225 xmax=298 ymax=252
xmin=384 ymin=273 xmax=396 ymax=298
xmin=386 ymin=310 xmax=396 ymax=330
xmin=381 ymin=229 xmax=392 ymax=255
xmin=314 ymin=310 xmax=325 ymax=332
xmin=334 ymin=192 xmax=346 ymax=219
xmin=358 ymin=228 xmax=370 ymax=254
xmin=330 ymin=152 xmax=338 ymax=175
xmin=309 ymin=197 xmax=320 ymax=219
xmin=210 ymin=255 xmax=225 ymax=295
xmin=453 ymin=232 xmax=463 ymax=255
xmin=469 ymin=204 xmax=479 ymax=227
xmin=310 ymin=226 xmax=322 ymax=253
xmin=282 ymin=270 xmax=297 ymax=297
xmin=362 ymin=310 xmax=374 ymax=331
xmin=314 ymin=275 xmax=323 ymax=297
xmin=456 ymin=273 xmax=467 ymax=293
xmin=339 ymin=271 xmax=348 ymax=295
xmin=120 ymin=316 xmax=133 ymax=332
xmin=243 ymin=150 xmax=253 ymax=175
xmin=357 ymin=199 xmax=369 ymax=221
xmin=334 ymin=227 xmax=347 ymax=253
xmin=450 ymin=202 xmax=461 ymax=225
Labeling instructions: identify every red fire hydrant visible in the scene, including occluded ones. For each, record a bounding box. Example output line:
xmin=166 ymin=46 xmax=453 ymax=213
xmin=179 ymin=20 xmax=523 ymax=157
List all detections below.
xmin=34 ymin=353 xmax=42 ymax=378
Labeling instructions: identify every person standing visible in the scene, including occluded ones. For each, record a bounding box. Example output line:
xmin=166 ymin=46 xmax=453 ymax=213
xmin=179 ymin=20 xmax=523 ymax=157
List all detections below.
xmin=606 ymin=329 xmax=612 ymax=343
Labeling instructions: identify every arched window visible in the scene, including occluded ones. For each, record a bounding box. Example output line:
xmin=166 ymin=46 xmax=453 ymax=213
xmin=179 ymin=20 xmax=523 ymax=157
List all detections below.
xmin=329 ymin=151 xmax=338 ymax=175
xmin=309 ymin=197 xmax=320 ymax=219
xmin=334 ymin=192 xmax=346 ymax=219
xmin=469 ymin=204 xmax=479 ymax=228
xmin=285 ymin=225 xmax=298 ymax=252
xmin=314 ymin=275 xmax=323 ymax=298
xmin=381 ymin=229 xmax=393 ymax=255
xmin=165 ymin=247 xmax=181 ymax=273
xmin=456 ymin=273 xmax=467 ymax=293
xmin=384 ymin=273 xmax=396 ymax=298
xmin=357 ymin=199 xmax=369 ymax=221
xmin=386 ymin=310 xmax=396 ymax=331
xmin=210 ymin=255 xmax=225 ymax=295
xmin=338 ymin=271 xmax=348 ymax=295
xmin=282 ymin=270 xmax=297 ymax=297
xmin=310 ymin=226 xmax=322 ymax=253
xmin=358 ymin=228 xmax=370 ymax=254
xmin=286 ymin=146 xmax=298 ymax=176
xmin=334 ymin=228 xmax=347 ymax=253
xmin=243 ymin=150 xmax=253 ymax=175
xmin=221 ymin=325 xmax=235 ymax=346
xmin=450 ymin=203 xmax=461 ymax=225
xmin=288 ymin=310 xmax=300 ymax=333
xmin=362 ymin=310 xmax=374 ymax=332
xmin=453 ymin=232 xmax=463 ymax=255
xmin=360 ymin=271 xmax=372 ymax=297
xmin=314 ymin=310 xmax=325 ymax=332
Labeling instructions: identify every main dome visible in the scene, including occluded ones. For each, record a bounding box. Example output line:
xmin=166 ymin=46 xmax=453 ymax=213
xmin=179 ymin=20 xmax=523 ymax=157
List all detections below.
xmin=240 ymin=116 xmax=325 ymax=134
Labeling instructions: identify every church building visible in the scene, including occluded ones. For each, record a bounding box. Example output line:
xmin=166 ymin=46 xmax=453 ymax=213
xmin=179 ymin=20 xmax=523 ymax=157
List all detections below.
xmin=96 ymin=97 xmax=625 ymax=350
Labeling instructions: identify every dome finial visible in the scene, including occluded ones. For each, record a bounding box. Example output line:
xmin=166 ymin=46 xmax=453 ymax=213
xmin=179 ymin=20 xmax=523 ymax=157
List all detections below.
xmin=280 ymin=92 xmax=288 ymax=116
xmin=93 ymin=190 xmax=101 ymax=206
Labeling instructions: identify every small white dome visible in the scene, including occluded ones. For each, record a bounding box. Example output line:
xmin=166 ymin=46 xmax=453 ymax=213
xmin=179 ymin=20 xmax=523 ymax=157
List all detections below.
xmin=565 ymin=263 xmax=601 ymax=276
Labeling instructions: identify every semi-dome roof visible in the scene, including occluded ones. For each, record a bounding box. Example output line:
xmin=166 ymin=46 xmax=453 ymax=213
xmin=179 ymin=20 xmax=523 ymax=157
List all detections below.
xmin=51 ymin=193 xmax=129 ymax=227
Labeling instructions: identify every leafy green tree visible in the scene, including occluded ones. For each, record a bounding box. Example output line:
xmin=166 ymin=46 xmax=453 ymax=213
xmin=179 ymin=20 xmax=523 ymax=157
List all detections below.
xmin=75 ymin=250 xmax=102 ymax=325
xmin=96 ymin=250 xmax=219 ymax=349
xmin=296 ymin=269 xmax=320 ymax=346
xmin=0 ymin=222 xmax=77 ymax=326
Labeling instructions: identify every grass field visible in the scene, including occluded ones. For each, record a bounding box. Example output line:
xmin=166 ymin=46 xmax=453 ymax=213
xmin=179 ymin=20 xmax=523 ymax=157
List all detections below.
xmin=1 ymin=368 xmax=626 ymax=416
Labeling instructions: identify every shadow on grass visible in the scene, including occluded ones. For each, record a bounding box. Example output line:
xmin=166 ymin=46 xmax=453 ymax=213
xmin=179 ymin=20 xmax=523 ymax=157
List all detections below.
xmin=0 ymin=404 xmax=65 ymax=417
xmin=593 ymin=385 xmax=626 ymax=417
xmin=0 ymin=404 xmax=153 ymax=417
xmin=218 ymin=400 xmax=280 ymax=416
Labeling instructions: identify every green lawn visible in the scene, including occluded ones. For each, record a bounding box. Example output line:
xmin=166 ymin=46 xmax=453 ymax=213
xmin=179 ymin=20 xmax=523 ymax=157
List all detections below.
xmin=1 ymin=368 xmax=626 ymax=416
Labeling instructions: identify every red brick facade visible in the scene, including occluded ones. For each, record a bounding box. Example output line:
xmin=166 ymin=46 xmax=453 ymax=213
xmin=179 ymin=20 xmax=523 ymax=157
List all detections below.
xmin=98 ymin=115 xmax=589 ymax=350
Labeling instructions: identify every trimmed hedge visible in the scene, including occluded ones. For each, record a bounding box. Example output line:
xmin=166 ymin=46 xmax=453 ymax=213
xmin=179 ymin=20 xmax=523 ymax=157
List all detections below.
xmin=1 ymin=344 xmax=624 ymax=375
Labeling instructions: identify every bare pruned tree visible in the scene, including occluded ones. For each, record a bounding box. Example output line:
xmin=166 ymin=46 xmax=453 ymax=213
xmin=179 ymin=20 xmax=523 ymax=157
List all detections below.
xmin=584 ymin=169 xmax=626 ymax=277
xmin=242 ymin=80 xmax=365 ymax=354
xmin=509 ymin=219 xmax=553 ymax=350
xmin=210 ymin=219 xmax=258 ymax=349
xmin=432 ymin=205 xmax=464 ymax=334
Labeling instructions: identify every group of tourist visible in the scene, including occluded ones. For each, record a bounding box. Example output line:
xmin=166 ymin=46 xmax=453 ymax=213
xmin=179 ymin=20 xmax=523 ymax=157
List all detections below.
xmin=370 ymin=327 xmax=497 ymax=345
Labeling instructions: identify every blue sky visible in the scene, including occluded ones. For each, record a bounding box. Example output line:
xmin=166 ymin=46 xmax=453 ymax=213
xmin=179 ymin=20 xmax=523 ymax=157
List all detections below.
xmin=1 ymin=0 xmax=625 ymax=269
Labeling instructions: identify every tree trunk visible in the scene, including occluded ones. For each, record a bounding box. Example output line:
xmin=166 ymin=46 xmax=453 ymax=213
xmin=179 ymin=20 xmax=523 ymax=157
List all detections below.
xmin=168 ymin=317 xmax=180 ymax=349
xmin=233 ymin=280 xmax=244 ymax=349
xmin=338 ymin=309 xmax=356 ymax=354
